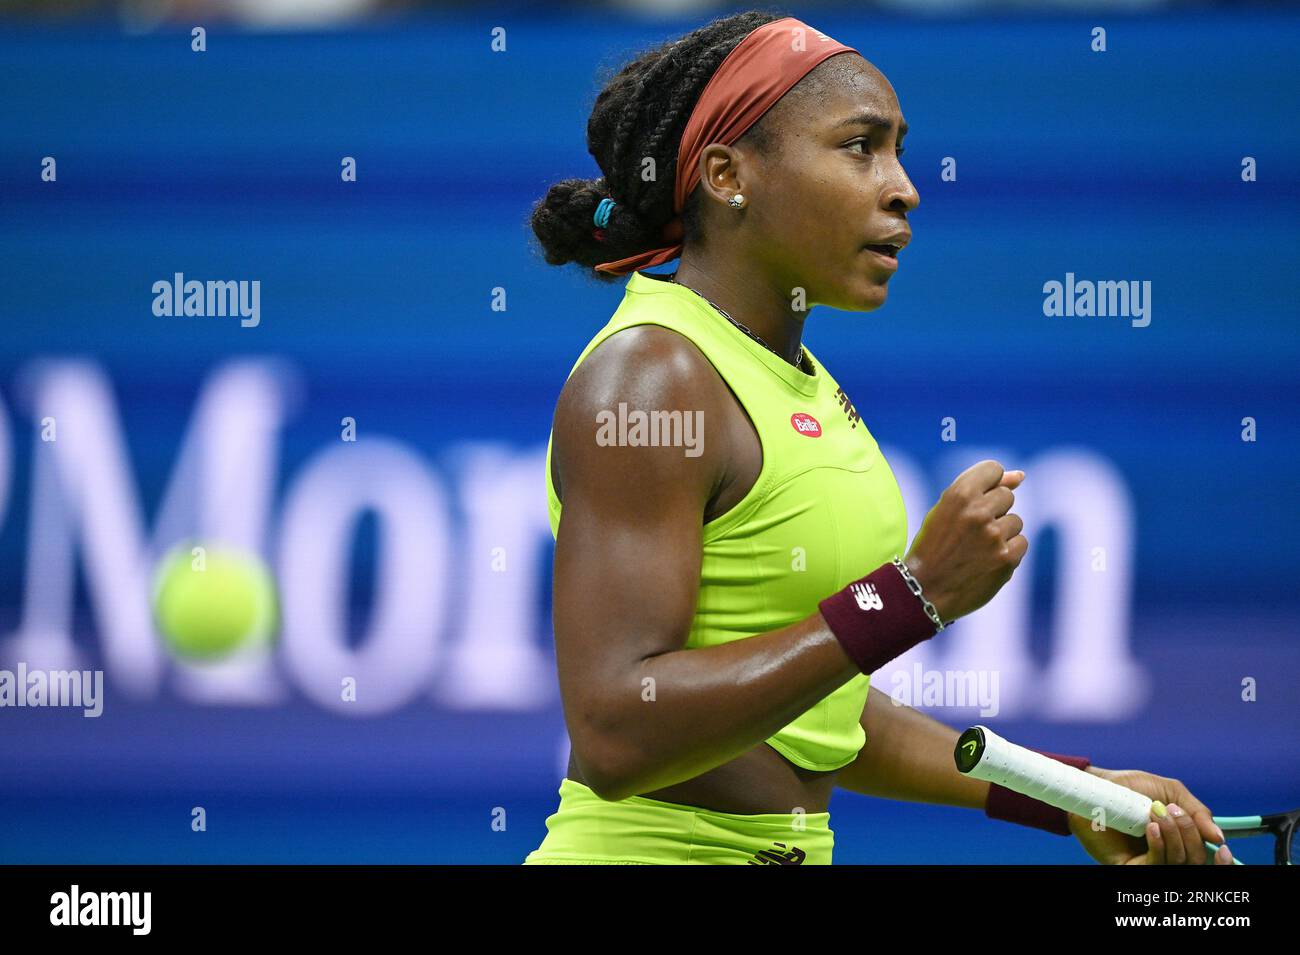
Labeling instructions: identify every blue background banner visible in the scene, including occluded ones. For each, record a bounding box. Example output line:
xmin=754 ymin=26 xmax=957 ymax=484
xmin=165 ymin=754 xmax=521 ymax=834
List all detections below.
xmin=0 ymin=9 xmax=1296 ymax=863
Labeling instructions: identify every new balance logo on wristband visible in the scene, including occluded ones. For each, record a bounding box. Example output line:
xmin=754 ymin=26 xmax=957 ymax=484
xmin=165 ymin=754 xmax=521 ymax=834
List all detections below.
xmin=819 ymin=563 xmax=937 ymax=675
xmin=850 ymin=581 xmax=883 ymax=611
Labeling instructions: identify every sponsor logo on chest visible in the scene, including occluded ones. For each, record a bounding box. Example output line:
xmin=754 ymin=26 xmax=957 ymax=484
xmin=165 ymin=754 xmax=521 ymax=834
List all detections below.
xmin=790 ymin=387 xmax=862 ymax=438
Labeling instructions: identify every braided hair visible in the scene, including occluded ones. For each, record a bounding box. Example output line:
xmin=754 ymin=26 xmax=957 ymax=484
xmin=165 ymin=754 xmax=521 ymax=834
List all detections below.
xmin=529 ymin=8 xmax=790 ymax=282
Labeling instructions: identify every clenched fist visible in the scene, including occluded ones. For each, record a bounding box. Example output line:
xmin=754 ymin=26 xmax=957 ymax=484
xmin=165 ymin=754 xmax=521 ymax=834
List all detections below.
xmin=903 ymin=459 xmax=1027 ymax=623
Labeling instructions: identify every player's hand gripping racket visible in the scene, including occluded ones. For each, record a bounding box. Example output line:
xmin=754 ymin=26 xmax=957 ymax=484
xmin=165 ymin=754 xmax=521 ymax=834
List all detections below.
xmin=953 ymin=724 xmax=1273 ymax=865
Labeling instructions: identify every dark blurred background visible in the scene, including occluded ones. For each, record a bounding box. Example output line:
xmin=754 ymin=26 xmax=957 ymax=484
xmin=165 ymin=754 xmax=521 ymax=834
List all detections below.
xmin=0 ymin=0 xmax=1296 ymax=863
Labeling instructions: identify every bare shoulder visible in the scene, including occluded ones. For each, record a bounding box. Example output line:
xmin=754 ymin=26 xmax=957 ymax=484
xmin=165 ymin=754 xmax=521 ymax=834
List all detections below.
xmin=558 ymin=324 xmax=724 ymax=418
xmin=551 ymin=324 xmax=731 ymax=512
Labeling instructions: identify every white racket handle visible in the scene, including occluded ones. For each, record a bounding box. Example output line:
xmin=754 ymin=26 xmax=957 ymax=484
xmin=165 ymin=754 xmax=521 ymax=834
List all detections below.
xmin=955 ymin=724 xmax=1153 ymax=837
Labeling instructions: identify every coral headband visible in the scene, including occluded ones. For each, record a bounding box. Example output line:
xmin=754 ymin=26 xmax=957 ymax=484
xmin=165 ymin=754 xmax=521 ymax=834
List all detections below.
xmin=594 ymin=17 xmax=858 ymax=276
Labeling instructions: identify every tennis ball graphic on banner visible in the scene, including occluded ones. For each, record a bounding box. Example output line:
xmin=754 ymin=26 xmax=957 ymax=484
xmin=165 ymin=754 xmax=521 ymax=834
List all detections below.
xmin=152 ymin=543 xmax=279 ymax=661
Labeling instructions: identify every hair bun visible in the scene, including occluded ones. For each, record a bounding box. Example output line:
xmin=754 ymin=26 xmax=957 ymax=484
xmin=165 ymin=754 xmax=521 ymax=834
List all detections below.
xmin=529 ymin=11 xmax=787 ymax=281
xmin=529 ymin=177 xmax=654 ymax=282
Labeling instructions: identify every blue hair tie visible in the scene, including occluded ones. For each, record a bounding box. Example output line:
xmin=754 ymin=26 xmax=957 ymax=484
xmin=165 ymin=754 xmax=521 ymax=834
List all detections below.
xmin=593 ymin=197 xmax=615 ymax=229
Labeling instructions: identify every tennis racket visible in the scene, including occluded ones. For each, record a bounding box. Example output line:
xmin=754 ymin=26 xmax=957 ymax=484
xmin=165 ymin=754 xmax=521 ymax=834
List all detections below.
xmin=955 ymin=724 xmax=1298 ymax=865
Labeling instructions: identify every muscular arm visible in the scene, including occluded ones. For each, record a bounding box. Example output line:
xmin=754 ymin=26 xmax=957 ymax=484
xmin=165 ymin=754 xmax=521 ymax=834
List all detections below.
xmin=835 ymin=687 xmax=991 ymax=809
xmin=551 ymin=325 xmax=862 ymax=802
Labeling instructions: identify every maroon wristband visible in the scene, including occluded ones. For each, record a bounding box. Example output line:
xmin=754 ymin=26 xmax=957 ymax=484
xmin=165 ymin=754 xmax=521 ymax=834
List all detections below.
xmin=984 ymin=750 xmax=1093 ymax=836
xmin=817 ymin=561 xmax=940 ymax=675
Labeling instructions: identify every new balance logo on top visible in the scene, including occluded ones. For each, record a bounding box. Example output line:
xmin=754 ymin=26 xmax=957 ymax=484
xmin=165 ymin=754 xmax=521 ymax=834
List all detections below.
xmin=834 ymin=386 xmax=861 ymax=429
xmin=747 ymin=842 xmax=807 ymax=865
xmin=851 ymin=582 xmax=883 ymax=611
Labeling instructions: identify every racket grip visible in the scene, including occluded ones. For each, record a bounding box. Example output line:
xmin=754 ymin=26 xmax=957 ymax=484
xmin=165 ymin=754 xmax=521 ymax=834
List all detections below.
xmin=986 ymin=754 xmax=1088 ymax=836
xmin=958 ymin=725 xmax=1153 ymax=837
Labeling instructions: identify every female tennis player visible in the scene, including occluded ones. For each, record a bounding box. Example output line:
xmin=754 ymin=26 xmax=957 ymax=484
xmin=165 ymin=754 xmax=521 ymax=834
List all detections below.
xmin=525 ymin=10 xmax=1232 ymax=865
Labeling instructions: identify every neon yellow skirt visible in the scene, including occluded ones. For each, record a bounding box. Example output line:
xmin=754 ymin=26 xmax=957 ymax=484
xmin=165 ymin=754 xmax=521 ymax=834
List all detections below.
xmin=523 ymin=777 xmax=834 ymax=865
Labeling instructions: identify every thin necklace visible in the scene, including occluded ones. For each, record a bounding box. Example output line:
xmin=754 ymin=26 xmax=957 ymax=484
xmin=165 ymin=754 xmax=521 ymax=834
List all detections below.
xmin=669 ymin=274 xmax=811 ymax=374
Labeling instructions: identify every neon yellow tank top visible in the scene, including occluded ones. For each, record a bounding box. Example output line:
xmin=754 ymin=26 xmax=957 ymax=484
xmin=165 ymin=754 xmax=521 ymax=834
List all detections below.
xmin=545 ymin=270 xmax=909 ymax=771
